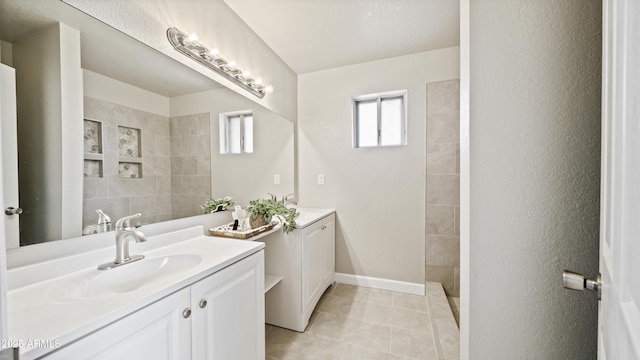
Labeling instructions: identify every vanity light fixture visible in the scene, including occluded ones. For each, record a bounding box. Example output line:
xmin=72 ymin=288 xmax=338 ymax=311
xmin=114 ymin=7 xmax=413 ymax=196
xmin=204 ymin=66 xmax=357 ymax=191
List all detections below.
xmin=167 ymin=27 xmax=273 ymax=98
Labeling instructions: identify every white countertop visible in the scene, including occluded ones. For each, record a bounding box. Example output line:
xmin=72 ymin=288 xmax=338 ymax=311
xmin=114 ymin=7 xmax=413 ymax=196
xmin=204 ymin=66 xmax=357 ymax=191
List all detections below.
xmin=294 ymin=208 xmax=335 ymax=228
xmin=6 ymin=226 xmax=263 ymax=359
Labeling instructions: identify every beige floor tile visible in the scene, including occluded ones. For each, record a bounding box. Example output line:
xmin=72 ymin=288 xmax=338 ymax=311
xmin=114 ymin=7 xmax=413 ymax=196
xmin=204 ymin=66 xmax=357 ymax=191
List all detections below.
xmin=429 ymin=297 xmax=455 ymax=321
xmin=318 ymin=294 xmax=430 ymax=332
xmin=390 ymin=327 xmax=438 ymax=360
xmin=447 ymin=296 xmax=460 ymax=327
xmin=308 ymin=312 xmax=391 ymax=352
xmin=425 ymin=281 xmax=446 ymax=296
xmin=266 ymin=326 xmax=345 ymax=360
xmin=331 ymin=283 xmax=395 ymax=305
xmin=393 ymin=292 xmax=428 ymax=312
xmin=386 ymin=306 xmax=432 ymax=332
xmin=435 ymin=318 xmax=460 ymax=360
xmin=268 ymin=283 xmax=458 ymax=360
xmin=341 ymin=344 xmax=408 ymax=360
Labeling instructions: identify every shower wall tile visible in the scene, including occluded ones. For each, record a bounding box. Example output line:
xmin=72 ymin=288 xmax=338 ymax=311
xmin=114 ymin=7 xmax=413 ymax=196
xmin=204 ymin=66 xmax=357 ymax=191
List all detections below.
xmin=425 ymin=235 xmax=459 ymax=266
xmin=427 ymin=143 xmax=458 ymax=175
xmin=425 ymin=265 xmax=455 ymax=297
xmin=170 ymin=113 xmax=212 ymax=220
xmin=172 ymin=156 xmax=198 ymax=175
xmin=454 ymin=267 xmax=460 ymax=298
xmin=425 ymin=80 xmax=460 ymax=297
xmin=454 ymin=205 xmax=460 ymax=236
xmin=82 ymin=97 xmax=172 ymax=229
xmin=426 ymin=175 xmax=459 ymax=205
xmin=426 ymin=205 xmax=454 ymax=236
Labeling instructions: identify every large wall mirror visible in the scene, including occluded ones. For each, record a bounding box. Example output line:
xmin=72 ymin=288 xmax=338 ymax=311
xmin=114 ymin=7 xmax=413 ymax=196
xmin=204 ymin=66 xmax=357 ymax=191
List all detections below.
xmin=0 ymin=0 xmax=294 ymax=249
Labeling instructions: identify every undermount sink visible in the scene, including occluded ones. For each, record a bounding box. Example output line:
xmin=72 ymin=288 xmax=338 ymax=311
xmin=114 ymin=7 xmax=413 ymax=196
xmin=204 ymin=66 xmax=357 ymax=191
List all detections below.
xmin=47 ymin=254 xmax=202 ymax=303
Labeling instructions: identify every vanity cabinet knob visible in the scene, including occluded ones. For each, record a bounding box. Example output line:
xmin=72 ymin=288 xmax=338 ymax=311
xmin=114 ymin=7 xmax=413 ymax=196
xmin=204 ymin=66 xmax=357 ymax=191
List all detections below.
xmin=182 ymin=308 xmax=191 ymax=318
xmin=199 ymin=299 xmax=208 ymax=308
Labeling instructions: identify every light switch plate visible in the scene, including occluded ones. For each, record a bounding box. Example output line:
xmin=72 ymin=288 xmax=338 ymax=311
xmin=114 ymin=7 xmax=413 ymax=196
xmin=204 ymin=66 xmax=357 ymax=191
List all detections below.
xmin=318 ymin=174 xmax=325 ymax=185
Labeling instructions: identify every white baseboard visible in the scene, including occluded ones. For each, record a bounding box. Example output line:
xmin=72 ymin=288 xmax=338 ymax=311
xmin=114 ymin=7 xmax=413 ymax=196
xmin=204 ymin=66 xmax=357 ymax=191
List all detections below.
xmin=334 ymin=273 xmax=425 ymax=295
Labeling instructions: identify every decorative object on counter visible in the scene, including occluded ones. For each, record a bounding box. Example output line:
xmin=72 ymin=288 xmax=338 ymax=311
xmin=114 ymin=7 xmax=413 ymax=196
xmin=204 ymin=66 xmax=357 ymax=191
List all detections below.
xmin=246 ymin=198 xmax=299 ymax=234
xmin=201 ymin=196 xmax=235 ymax=213
xmin=167 ymin=27 xmax=273 ymax=99
xmin=232 ymin=205 xmax=249 ymax=231
xmin=209 ymin=221 xmax=276 ymax=239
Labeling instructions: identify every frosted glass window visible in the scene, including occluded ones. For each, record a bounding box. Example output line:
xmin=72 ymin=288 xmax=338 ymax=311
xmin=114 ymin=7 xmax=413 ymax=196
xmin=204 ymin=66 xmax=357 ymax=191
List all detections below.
xmin=219 ymin=111 xmax=253 ymax=154
xmin=353 ymin=91 xmax=406 ymax=148
xmin=356 ymin=100 xmax=378 ymax=147
xmin=243 ymin=115 xmax=254 ymax=153
xmin=380 ymin=97 xmax=404 ymax=146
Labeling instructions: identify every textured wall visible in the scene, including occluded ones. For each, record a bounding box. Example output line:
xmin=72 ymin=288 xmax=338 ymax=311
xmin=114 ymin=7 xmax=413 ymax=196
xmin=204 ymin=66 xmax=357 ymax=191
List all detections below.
xmin=425 ymin=80 xmax=460 ymax=296
xmin=466 ymin=0 xmax=601 ymax=358
xmin=298 ymin=48 xmax=459 ymax=285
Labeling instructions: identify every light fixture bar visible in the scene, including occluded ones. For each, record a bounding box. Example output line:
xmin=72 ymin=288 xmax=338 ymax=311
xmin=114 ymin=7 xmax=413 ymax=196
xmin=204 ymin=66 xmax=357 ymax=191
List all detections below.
xmin=167 ymin=27 xmax=272 ymax=99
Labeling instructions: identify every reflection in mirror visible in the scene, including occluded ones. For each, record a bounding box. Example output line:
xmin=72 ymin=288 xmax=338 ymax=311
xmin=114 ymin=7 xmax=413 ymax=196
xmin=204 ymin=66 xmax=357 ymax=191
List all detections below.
xmin=0 ymin=0 xmax=294 ymax=249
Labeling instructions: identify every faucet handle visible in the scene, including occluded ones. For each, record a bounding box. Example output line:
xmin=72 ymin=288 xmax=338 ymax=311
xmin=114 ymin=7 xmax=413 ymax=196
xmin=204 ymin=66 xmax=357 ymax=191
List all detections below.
xmin=96 ymin=209 xmax=111 ymax=225
xmin=115 ymin=213 xmax=141 ymax=229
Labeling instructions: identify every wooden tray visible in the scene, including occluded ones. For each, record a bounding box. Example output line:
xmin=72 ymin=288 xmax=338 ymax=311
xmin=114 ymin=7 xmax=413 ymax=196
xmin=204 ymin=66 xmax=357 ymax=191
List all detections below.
xmin=208 ymin=221 xmax=276 ymax=239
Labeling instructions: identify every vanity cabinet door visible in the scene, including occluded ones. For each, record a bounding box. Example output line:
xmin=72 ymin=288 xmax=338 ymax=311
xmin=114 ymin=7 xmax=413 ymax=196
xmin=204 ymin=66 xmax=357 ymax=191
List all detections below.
xmin=301 ymin=214 xmax=335 ymax=320
xmin=43 ymin=288 xmax=191 ymax=360
xmin=191 ymin=251 xmax=265 ymax=360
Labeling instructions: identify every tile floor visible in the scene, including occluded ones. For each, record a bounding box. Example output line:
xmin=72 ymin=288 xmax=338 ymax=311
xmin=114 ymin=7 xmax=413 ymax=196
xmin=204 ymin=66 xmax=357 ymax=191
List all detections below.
xmin=265 ymin=283 xmax=455 ymax=360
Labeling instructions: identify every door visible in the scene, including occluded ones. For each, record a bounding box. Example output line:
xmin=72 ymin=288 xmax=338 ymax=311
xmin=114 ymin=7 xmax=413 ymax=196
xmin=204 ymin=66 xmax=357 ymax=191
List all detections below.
xmin=191 ymin=251 xmax=264 ymax=360
xmin=0 ymin=63 xmax=19 ymax=249
xmin=598 ymin=0 xmax=640 ymax=357
xmin=43 ymin=288 xmax=192 ymax=359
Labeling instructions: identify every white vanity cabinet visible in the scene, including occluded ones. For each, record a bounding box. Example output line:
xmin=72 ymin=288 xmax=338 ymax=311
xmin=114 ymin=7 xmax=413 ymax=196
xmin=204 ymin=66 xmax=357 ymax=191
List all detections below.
xmin=263 ymin=211 xmax=335 ymax=332
xmin=43 ymin=251 xmax=264 ymax=360
xmin=191 ymin=250 xmax=265 ymax=359
xmin=301 ymin=214 xmax=336 ymax=322
xmin=44 ymin=288 xmax=192 ymax=360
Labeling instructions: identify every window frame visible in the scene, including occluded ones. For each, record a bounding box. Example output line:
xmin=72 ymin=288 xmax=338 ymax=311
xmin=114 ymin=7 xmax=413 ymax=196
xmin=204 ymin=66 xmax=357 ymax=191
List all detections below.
xmin=219 ymin=110 xmax=254 ymax=154
xmin=352 ymin=90 xmax=407 ymax=148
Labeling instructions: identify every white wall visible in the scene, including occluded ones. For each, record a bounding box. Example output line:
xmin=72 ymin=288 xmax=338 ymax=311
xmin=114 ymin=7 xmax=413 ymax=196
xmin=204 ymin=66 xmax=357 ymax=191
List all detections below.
xmin=13 ymin=23 xmax=84 ymax=245
xmin=298 ymin=47 xmax=459 ymax=285
xmin=83 ymin=70 xmax=170 ymax=117
xmin=462 ymin=0 xmax=601 ymax=358
xmin=170 ymin=88 xmax=295 ymax=207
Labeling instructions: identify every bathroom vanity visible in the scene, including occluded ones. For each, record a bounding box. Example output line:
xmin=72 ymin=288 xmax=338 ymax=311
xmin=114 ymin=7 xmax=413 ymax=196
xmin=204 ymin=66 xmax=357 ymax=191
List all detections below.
xmin=6 ymin=226 xmax=265 ymax=359
xmin=259 ymin=208 xmax=336 ymax=332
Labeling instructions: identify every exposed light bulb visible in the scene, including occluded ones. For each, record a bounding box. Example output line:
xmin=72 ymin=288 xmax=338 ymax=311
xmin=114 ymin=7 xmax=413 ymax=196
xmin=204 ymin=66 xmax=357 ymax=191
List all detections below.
xmin=209 ymin=48 xmax=220 ymax=58
xmin=242 ymin=70 xmax=251 ymax=78
xmin=265 ymin=85 xmax=274 ymax=94
xmin=255 ymin=78 xmax=263 ymax=86
xmin=227 ymin=60 xmax=237 ymax=70
xmin=187 ymin=33 xmax=199 ymax=43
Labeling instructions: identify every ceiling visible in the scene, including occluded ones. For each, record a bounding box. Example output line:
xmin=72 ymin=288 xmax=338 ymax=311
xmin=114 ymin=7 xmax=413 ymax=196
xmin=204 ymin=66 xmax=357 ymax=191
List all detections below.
xmin=0 ymin=0 xmax=222 ymax=97
xmin=223 ymin=0 xmax=460 ymax=74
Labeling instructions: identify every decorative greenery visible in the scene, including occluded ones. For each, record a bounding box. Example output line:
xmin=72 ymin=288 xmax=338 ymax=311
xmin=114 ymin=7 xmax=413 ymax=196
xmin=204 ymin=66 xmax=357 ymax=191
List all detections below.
xmin=246 ymin=198 xmax=299 ymax=234
xmin=201 ymin=196 xmax=235 ymax=213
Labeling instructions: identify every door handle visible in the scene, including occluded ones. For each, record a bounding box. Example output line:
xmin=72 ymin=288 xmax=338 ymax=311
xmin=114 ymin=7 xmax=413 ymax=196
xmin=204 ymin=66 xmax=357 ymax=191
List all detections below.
xmin=5 ymin=207 xmax=23 ymax=216
xmin=563 ymin=270 xmax=601 ymax=300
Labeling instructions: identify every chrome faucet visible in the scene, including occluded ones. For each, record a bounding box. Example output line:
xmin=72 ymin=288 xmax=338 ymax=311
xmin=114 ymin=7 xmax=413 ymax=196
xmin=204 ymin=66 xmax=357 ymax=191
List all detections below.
xmin=82 ymin=209 xmax=113 ymax=235
xmin=98 ymin=213 xmax=146 ymax=270
xmin=283 ymin=193 xmax=297 ymax=207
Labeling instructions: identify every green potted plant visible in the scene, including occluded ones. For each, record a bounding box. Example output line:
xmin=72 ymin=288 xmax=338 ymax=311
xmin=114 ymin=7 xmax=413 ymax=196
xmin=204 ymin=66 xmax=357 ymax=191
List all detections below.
xmin=201 ymin=196 xmax=235 ymax=213
xmin=246 ymin=198 xmax=299 ymax=233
